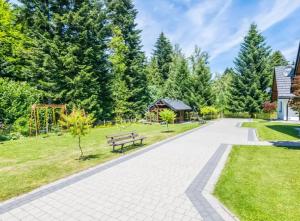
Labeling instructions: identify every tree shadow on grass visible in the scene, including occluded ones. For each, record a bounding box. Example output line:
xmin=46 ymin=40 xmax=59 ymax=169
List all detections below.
xmin=78 ymin=153 xmax=105 ymax=161
xmin=161 ymin=130 xmax=175 ymax=133
xmin=266 ymin=125 xmax=300 ymax=140
xmin=270 ymin=141 xmax=300 ymax=150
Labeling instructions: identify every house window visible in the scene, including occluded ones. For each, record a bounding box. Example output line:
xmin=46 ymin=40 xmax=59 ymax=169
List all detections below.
xmin=279 ymin=101 xmax=282 ymax=112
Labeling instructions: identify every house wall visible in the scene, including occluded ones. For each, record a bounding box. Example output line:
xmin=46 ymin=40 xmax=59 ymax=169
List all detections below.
xmin=277 ymin=99 xmax=299 ymax=120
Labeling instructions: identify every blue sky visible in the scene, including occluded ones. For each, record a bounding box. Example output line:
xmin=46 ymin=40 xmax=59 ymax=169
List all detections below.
xmin=134 ymin=0 xmax=300 ymax=73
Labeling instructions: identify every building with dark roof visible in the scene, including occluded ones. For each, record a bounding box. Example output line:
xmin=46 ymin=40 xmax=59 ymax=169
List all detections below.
xmin=148 ymin=98 xmax=192 ymax=122
xmin=271 ymin=43 xmax=300 ymax=120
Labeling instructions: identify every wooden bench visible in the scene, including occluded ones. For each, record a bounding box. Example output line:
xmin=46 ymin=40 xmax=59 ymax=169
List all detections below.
xmin=106 ymin=131 xmax=146 ymax=152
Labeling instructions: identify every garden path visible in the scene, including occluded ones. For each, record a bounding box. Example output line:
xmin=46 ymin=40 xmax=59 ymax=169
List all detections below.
xmin=1 ymin=119 xmax=256 ymax=221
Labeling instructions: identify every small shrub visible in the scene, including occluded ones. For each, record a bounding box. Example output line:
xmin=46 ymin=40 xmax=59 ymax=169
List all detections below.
xmin=159 ymin=109 xmax=176 ymax=131
xmin=263 ymin=102 xmax=277 ymax=113
xmin=255 ymin=112 xmax=277 ymax=120
xmin=223 ymin=111 xmax=251 ymax=118
xmin=12 ymin=117 xmax=29 ymax=136
xmin=0 ymin=78 xmax=41 ymax=125
xmin=200 ymin=106 xmax=219 ymax=120
xmin=60 ymin=108 xmax=95 ymax=159
xmin=145 ymin=111 xmax=156 ymax=122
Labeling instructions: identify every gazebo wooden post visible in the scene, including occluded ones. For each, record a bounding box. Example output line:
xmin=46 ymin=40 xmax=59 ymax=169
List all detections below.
xmin=45 ymin=108 xmax=49 ymax=133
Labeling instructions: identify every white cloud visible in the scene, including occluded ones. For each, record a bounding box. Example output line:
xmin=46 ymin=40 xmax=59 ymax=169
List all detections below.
xmin=135 ymin=0 xmax=300 ymax=67
xmin=281 ymin=40 xmax=300 ymax=62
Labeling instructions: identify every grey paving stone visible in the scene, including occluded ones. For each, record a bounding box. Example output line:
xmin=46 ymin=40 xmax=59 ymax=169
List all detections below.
xmin=1 ymin=119 xmax=252 ymax=221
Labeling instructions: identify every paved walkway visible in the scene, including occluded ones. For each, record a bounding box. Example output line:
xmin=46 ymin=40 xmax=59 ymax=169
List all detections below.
xmin=1 ymin=119 xmax=254 ymax=221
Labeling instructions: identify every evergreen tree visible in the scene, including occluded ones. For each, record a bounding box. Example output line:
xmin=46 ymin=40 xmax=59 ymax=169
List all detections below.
xmin=107 ymin=0 xmax=149 ymax=117
xmin=188 ymin=46 xmax=212 ymax=110
xmin=230 ymin=23 xmax=271 ymax=115
xmin=152 ymin=32 xmax=173 ymax=80
xmin=270 ymin=50 xmax=289 ymax=68
xmin=163 ymin=46 xmax=190 ymax=103
xmin=212 ymin=68 xmax=233 ymax=113
xmin=145 ymin=57 xmax=163 ymax=102
xmin=109 ymin=26 xmax=130 ymax=120
xmin=19 ymin=0 xmax=110 ymax=119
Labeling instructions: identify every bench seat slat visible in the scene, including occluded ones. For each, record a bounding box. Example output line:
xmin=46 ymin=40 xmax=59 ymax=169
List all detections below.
xmin=106 ymin=131 xmax=136 ymax=139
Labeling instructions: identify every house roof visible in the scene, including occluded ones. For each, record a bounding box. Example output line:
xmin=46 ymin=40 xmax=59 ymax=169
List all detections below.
xmin=274 ymin=65 xmax=295 ymax=98
xmin=149 ymin=98 xmax=192 ymax=111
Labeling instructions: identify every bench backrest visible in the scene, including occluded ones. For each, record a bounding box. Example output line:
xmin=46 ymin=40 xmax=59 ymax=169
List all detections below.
xmin=106 ymin=131 xmax=138 ymax=144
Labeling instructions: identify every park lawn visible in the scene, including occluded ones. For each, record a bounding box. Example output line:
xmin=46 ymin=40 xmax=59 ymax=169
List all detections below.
xmin=0 ymin=122 xmax=199 ymax=201
xmin=242 ymin=120 xmax=300 ymax=141
xmin=214 ymin=145 xmax=300 ymax=221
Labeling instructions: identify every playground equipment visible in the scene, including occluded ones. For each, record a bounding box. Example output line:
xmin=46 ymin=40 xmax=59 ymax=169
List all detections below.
xmin=29 ymin=104 xmax=67 ymax=136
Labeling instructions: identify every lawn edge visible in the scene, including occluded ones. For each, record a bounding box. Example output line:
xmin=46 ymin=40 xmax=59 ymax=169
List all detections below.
xmin=0 ymin=121 xmax=213 ymax=213
xmin=203 ymin=144 xmax=240 ymax=221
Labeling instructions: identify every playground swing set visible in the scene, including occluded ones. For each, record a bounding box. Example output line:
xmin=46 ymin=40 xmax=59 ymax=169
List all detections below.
xmin=29 ymin=104 xmax=67 ymax=136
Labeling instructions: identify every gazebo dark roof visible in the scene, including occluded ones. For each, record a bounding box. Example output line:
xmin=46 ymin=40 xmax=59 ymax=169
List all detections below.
xmin=149 ymin=98 xmax=192 ymax=111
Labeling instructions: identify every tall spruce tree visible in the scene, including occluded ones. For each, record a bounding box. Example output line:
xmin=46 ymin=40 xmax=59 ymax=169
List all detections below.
xmin=230 ymin=23 xmax=271 ymax=115
xmin=106 ymin=0 xmax=149 ymax=117
xmin=152 ymin=32 xmax=173 ymax=80
xmin=212 ymin=68 xmax=233 ymax=114
xmin=188 ymin=46 xmax=212 ymax=110
xmin=270 ymin=50 xmax=289 ymax=68
xmin=19 ymin=0 xmax=110 ymax=119
xmin=109 ymin=26 xmax=130 ymax=120
xmin=163 ymin=46 xmax=190 ymax=103
xmin=145 ymin=57 xmax=163 ymax=102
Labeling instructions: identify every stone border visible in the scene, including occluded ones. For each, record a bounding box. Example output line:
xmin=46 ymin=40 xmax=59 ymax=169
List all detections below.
xmin=202 ymin=144 xmax=239 ymax=221
xmin=185 ymin=144 xmax=229 ymax=221
xmin=0 ymin=122 xmax=213 ymax=214
xmin=248 ymin=128 xmax=258 ymax=142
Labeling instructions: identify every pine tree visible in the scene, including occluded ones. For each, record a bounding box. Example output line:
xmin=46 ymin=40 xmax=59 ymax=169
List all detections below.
xmin=145 ymin=57 xmax=163 ymax=102
xmin=152 ymin=32 xmax=173 ymax=80
xmin=163 ymin=46 xmax=190 ymax=103
xmin=230 ymin=23 xmax=271 ymax=115
xmin=109 ymin=26 xmax=130 ymax=120
xmin=107 ymin=0 xmax=149 ymax=117
xmin=270 ymin=50 xmax=289 ymax=68
xmin=19 ymin=0 xmax=110 ymax=119
xmin=188 ymin=46 xmax=212 ymax=110
xmin=212 ymin=69 xmax=233 ymax=114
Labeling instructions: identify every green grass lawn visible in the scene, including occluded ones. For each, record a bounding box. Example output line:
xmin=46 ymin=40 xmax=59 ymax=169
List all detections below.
xmin=214 ymin=145 xmax=300 ymax=221
xmin=0 ymin=122 xmax=199 ymax=201
xmin=242 ymin=120 xmax=300 ymax=141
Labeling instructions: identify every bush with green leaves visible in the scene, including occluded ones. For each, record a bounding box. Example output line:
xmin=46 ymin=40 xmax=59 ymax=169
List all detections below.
xmin=159 ymin=109 xmax=176 ymax=131
xmin=200 ymin=106 xmax=219 ymax=120
xmin=12 ymin=117 xmax=29 ymax=136
xmin=0 ymin=78 xmax=42 ymax=125
xmin=60 ymin=108 xmax=95 ymax=159
xmin=223 ymin=111 xmax=251 ymax=119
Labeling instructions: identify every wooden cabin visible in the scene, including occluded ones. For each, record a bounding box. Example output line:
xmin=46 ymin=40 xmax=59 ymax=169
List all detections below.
xmin=147 ymin=98 xmax=192 ymax=123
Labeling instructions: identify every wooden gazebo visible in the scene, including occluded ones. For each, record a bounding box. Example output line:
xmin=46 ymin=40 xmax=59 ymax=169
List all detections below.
xmin=147 ymin=98 xmax=192 ymax=123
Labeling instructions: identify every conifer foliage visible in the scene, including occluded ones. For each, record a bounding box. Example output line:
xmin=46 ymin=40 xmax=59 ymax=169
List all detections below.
xmin=19 ymin=0 xmax=110 ymax=119
xmin=0 ymin=0 xmax=294 ymax=126
xmin=152 ymin=32 xmax=173 ymax=80
xmin=229 ymin=24 xmax=271 ymax=115
xmin=107 ymin=0 xmax=149 ymax=117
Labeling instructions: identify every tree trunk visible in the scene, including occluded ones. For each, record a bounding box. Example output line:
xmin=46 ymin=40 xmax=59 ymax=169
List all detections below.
xmin=78 ymin=136 xmax=83 ymax=158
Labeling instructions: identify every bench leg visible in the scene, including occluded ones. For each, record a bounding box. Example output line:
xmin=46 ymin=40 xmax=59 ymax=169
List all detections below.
xmin=121 ymin=144 xmax=124 ymax=153
xmin=140 ymin=139 xmax=143 ymax=145
xmin=113 ymin=145 xmax=115 ymax=152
